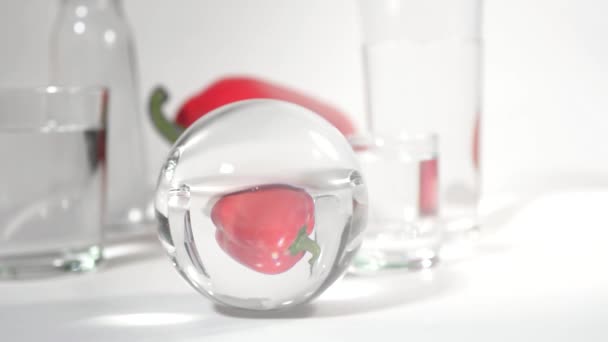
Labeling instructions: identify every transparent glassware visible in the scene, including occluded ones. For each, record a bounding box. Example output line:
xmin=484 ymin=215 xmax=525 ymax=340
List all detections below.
xmin=49 ymin=0 xmax=151 ymax=235
xmin=358 ymin=0 xmax=482 ymax=238
xmin=155 ymin=100 xmax=368 ymax=310
xmin=350 ymin=133 xmax=441 ymax=272
xmin=0 ymin=86 xmax=107 ymax=278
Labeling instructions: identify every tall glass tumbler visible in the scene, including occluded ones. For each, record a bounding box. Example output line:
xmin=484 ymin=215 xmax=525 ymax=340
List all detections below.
xmin=0 ymin=86 xmax=107 ymax=278
xmin=358 ymin=0 xmax=482 ymax=237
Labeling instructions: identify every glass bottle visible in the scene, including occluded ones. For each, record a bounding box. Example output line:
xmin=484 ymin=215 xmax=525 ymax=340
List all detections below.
xmin=50 ymin=0 xmax=152 ymax=235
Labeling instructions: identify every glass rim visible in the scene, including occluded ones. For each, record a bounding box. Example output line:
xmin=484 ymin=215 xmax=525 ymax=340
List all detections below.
xmin=348 ymin=132 xmax=438 ymax=148
xmin=0 ymin=85 xmax=107 ymax=132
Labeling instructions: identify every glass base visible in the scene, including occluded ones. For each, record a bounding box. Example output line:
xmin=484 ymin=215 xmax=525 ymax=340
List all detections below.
xmin=0 ymin=245 xmax=103 ymax=279
xmin=350 ymin=245 xmax=439 ymax=274
xmin=349 ymin=218 xmax=441 ymax=274
xmin=441 ymin=209 xmax=479 ymax=238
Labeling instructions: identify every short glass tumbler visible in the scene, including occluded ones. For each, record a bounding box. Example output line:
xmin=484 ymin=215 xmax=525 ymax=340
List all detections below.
xmin=0 ymin=86 xmax=107 ymax=278
xmin=350 ymin=133 xmax=440 ymax=272
xmin=155 ymin=100 xmax=367 ymax=310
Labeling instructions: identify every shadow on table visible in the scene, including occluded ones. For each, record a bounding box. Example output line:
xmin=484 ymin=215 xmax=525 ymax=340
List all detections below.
xmin=0 ymin=270 xmax=464 ymax=342
xmin=214 ymin=267 xmax=464 ymax=319
xmin=0 ymin=294 xmax=262 ymax=341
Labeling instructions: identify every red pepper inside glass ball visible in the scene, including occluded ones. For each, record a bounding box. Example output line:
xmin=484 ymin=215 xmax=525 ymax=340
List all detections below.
xmin=211 ymin=184 xmax=319 ymax=275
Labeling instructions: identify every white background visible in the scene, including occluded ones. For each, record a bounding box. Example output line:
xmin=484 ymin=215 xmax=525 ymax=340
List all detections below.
xmin=1 ymin=2 xmax=608 ymax=339
xmin=1 ymin=0 xmax=607 ymax=198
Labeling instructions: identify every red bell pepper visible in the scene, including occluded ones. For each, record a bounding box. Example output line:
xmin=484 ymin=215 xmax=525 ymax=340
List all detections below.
xmin=149 ymin=76 xmax=356 ymax=143
xmin=210 ymin=184 xmax=320 ymax=275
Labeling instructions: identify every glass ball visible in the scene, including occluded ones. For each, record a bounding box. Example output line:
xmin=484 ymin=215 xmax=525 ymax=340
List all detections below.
xmin=155 ymin=99 xmax=367 ymax=311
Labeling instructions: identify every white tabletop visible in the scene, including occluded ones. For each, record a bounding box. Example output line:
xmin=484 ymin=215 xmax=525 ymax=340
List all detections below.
xmin=1 ymin=190 xmax=607 ymax=341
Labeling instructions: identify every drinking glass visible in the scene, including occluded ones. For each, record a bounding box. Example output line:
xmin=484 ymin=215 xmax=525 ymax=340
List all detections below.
xmin=350 ymin=133 xmax=440 ymax=271
xmin=0 ymin=86 xmax=107 ymax=278
xmin=358 ymin=0 xmax=482 ymax=237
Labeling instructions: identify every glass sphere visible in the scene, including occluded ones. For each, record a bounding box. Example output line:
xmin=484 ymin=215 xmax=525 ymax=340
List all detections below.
xmin=155 ymin=99 xmax=367 ymax=310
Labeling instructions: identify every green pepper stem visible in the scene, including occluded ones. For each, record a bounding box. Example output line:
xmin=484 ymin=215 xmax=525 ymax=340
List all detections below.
xmin=288 ymin=226 xmax=321 ymax=273
xmin=148 ymin=86 xmax=184 ymax=144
